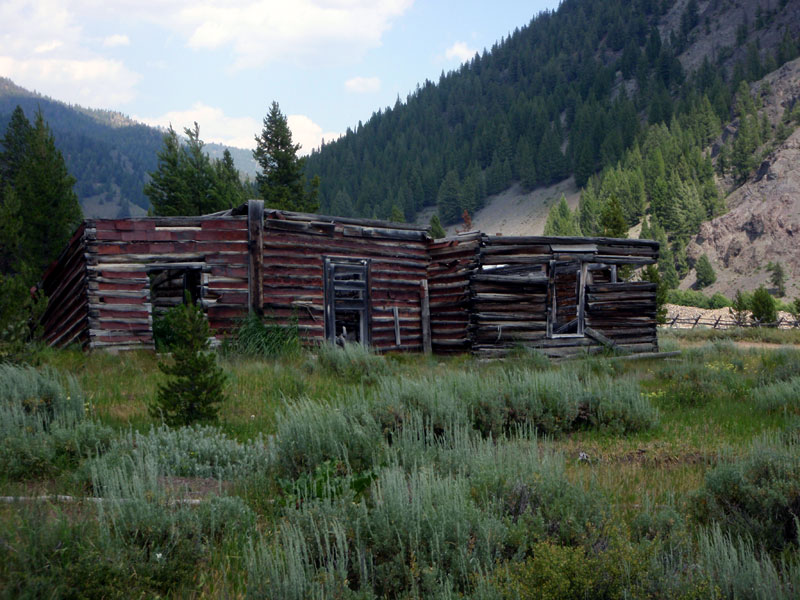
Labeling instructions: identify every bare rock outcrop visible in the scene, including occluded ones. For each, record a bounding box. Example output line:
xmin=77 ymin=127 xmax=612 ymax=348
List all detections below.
xmin=686 ymin=127 xmax=800 ymax=298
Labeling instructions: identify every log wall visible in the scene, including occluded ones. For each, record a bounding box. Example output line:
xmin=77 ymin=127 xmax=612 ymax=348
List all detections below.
xmin=40 ymin=208 xmax=658 ymax=358
xmin=40 ymin=223 xmax=91 ymax=348
xmin=262 ymin=211 xmax=430 ymax=353
xmin=427 ymin=232 xmax=481 ymax=353
xmin=471 ymin=235 xmax=659 ymax=358
xmin=42 ymin=216 xmax=249 ymax=351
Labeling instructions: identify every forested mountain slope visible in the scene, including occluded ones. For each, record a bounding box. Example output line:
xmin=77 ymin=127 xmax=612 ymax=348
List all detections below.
xmin=305 ymin=0 xmax=800 ymax=225
xmin=0 ymin=78 xmax=255 ymax=218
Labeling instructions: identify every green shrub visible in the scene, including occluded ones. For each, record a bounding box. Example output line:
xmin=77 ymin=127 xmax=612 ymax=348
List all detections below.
xmin=698 ymin=525 xmax=800 ymax=600
xmin=0 ymin=364 xmax=112 ymax=478
xmin=754 ymin=377 xmax=800 ymax=414
xmin=710 ymin=292 xmax=732 ymax=309
xmin=311 ymin=342 xmax=390 ymax=383
xmin=221 ymin=311 xmax=300 ymax=358
xmin=272 ymin=397 xmax=382 ymax=480
xmin=489 ymin=542 xmax=597 ymax=600
xmin=691 ymin=436 xmax=800 ymax=552
xmin=751 ymin=284 xmax=778 ymax=324
xmin=655 ymin=355 xmax=749 ymax=406
xmin=82 ymin=423 xmax=272 ymax=484
xmin=149 ymin=299 xmax=227 ymax=426
xmin=666 ymin=288 xmax=711 ymax=308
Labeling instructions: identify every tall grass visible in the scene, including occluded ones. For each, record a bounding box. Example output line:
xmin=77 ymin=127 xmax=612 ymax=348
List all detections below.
xmin=221 ymin=312 xmax=301 ymax=358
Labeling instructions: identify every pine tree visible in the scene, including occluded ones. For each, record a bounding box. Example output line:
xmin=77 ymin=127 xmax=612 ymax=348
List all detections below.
xmin=543 ymin=195 xmax=581 ymax=236
xmin=750 ymin=285 xmax=777 ymax=325
xmin=254 ymin=101 xmax=319 ymax=212
xmin=145 ymin=126 xmax=191 ymax=215
xmin=436 ymin=169 xmax=462 ymax=224
xmin=766 ymin=261 xmax=786 ymax=297
xmin=211 ymin=149 xmax=247 ymax=210
xmin=150 ymin=296 xmax=227 ymax=426
xmin=695 ymin=254 xmax=716 ymax=288
xmin=14 ymin=110 xmax=82 ymax=275
xmin=578 ymin=182 xmax=601 ymax=237
xmin=0 ymin=106 xmax=32 ymax=182
xmin=599 ymin=196 xmax=628 ymax=238
xmin=429 ymin=214 xmax=446 ymax=239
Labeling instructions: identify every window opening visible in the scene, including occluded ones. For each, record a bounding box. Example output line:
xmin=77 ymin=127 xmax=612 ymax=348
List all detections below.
xmin=324 ymin=258 xmax=370 ymax=345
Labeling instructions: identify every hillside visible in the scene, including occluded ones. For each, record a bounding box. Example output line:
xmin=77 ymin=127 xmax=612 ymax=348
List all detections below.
xmin=0 ymin=78 xmax=256 ymax=218
xmin=685 ymin=57 xmax=800 ymax=299
xmin=307 ymin=0 xmax=800 ymax=225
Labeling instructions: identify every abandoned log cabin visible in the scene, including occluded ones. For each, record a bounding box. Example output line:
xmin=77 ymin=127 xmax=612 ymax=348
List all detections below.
xmin=40 ymin=199 xmax=660 ymax=357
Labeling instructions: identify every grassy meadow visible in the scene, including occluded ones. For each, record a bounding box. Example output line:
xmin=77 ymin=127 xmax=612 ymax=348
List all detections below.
xmin=2 ymin=331 xmax=800 ymax=598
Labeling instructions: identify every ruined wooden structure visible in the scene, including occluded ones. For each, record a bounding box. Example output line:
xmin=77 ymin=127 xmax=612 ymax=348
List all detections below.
xmin=41 ymin=200 xmax=659 ymax=357
xmin=429 ymin=233 xmax=660 ymax=357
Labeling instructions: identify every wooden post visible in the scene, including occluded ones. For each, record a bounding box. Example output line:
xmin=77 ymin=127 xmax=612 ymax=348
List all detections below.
xmin=713 ymin=315 xmax=722 ymax=329
xmin=393 ymin=306 xmax=401 ymax=347
xmin=692 ymin=314 xmax=701 ymax=329
xmin=247 ymin=199 xmax=264 ymax=316
xmin=420 ymin=280 xmax=432 ymax=355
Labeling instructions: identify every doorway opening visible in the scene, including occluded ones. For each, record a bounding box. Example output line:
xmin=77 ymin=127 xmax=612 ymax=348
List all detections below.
xmin=324 ymin=257 xmax=370 ymax=345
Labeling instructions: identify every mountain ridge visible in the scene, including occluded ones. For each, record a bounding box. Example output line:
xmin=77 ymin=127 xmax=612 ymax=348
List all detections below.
xmin=0 ymin=77 xmax=257 ymax=218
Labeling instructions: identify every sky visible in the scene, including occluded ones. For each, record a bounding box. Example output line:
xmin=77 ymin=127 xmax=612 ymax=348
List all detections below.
xmin=1 ymin=1 xmax=561 ymax=155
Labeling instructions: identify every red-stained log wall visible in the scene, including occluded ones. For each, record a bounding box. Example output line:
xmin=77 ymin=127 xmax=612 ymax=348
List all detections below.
xmin=261 ymin=211 xmax=430 ymax=353
xmin=42 ymin=216 xmax=249 ymax=352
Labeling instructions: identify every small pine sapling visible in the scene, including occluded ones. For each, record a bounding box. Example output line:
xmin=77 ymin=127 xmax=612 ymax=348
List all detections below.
xmin=150 ymin=294 xmax=226 ymax=426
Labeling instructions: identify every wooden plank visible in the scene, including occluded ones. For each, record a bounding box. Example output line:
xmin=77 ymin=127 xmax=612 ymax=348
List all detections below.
xmin=420 ymin=280 xmax=432 ymax=355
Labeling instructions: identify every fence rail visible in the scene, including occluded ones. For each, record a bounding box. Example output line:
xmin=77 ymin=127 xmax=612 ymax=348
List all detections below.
xmin=662 ymin=315 xmax=800 ymax=330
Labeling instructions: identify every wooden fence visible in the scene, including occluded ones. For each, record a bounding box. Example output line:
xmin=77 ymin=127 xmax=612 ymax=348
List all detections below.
xmin=663 ymin=314 xmax=800 ymax=329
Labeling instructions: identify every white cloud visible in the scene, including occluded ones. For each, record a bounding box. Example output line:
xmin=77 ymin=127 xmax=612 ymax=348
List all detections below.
xmin=0 ymin=0 xmax=140 ymax=106
xmin=178 ymin=0 xmax=414 ymax=69
xmin=34 ymin=40 xmax=63 ymax=54
xmin=138 ymin=103 xmax=261 ymax=149
xmin=139 ymin=104 xmax=339 ymax=155
xmin=286 ymin=114 xmax=341 ymax=156
xmin=103 ymin=34 xmax=130 ymax=47
xmin=345 ymin=76 xmax=380 ymax=93
xmin=70 ymin=0 xmax=414 ymax=69
xmin=0 ymin=56 xmax=140 ymax=105
xmin=445 ymin=41 xmax=475 ymax=63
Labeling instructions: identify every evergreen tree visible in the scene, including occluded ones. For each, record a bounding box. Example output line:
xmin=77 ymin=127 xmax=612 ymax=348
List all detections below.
xmin=766 ymin=261 xmax=787 ymax=297
xmin=14 ymin=110 xmax=82 ymax=275
xmin=0 ymin=106 xmax=32 ymax=182
xmin=695 ymin=254 xmax=716 ymax=288
xmin=150 ymin=295 xmax=227 ymax=426
xmin=254 ymin=101 xmax=319 ymax=212
xmin=213 ymin=149 xmax=247 ymax=209
xmin=599 ymin=196 xmax=628 ymax=238
xmin=543 ymin=195 xmax=581 ymax=236
xmin=750 ymin=285 xmax=777 ymax=325
xmin=146 ymin=124 xmax=246 ymax=216
xmin=436 ymin=169 xmax=462 ymax=224
xmin=578 ymin=182 xmax=601 ymax=237
xmin=145 ymin=126 xmax=191 ymax=215
xmin=429 ymin=214 xmax=446 ymax=239
xmin=330 ymin=189 xmax=355 ymax=217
